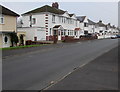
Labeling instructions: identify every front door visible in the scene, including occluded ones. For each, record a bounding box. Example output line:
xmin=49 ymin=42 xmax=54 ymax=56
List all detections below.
xmin=58 ymin=30 xmax=61 ymax=40
xmin=53 ymin=30 xmax=58 ymax=43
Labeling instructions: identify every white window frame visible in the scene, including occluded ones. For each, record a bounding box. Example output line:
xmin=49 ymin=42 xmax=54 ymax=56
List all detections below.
xmin=52 ymin=15 xmax=55 ymax=23
xmin=0 ymin=14 xmax=4 ymax=24
xmin=32 ymin=18 xmax=36 ymax=24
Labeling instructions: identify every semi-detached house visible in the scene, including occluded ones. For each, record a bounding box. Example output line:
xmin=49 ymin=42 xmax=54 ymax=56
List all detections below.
xmin=18 ymin=3 xmax=81 ymax=41
xmin=0 ymin=5 xmax=19 ymax=48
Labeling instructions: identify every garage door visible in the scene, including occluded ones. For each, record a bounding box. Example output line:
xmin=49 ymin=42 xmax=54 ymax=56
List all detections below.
xmin=36 ymin=29 xmax=46 ymax=41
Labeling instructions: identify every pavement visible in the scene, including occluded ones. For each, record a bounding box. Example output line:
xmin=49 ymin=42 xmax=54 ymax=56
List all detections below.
xmin=2 ymin=39 xmax=119 ymax=91
xmin=45 ymin=46 xmax=119 ymax=90
xmin=2 ymin=42 xmax=76 ymax=58
xmin=2 ymin=40 xmax=98 ymax=58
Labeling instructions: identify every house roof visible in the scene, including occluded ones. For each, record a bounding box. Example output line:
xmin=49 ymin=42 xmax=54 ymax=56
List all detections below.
xmin=76 ymin=16 xmax=86 ymax=22
xmin=88 ymin=19 xmax=96 ymax=25
xmin=96 ymin=21 xmax=106 ymax=27
xmin=110 ymin=25 xmax=116 ymax=29
xmin=53 ymin=25 xmax=61 ymax=28
xmin=74 ymin=28 xmax=80 ymax=31
xmin=0 ymin=31 xmax=14 ymax=34
xmin=22 ymin=5 xmax=65 ymax=15
xmin=0 ymin=5 xmax=19 ymax=17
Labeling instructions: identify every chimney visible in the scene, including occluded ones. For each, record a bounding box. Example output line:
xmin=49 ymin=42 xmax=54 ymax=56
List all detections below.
xmin=99 ymin=20 xmax=102 ymax=23
xmin=108 ymin=23 xmax=111 ymax=26
xmin=52 ymin=2 xmax=59 ymax=9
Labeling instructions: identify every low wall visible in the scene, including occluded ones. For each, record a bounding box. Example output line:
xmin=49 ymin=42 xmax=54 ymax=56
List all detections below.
xmin=63 ymin=36 xmax=98 ymax=43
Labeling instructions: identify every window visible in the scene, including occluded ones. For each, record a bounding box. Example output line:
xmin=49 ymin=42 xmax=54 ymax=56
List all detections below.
xmin=53 ymin=30 xmax=57 ymax=35
xmin=62 ymin=17 xmax=64 ymax=23
xmin=75 ymin=31 xmax=77 ymax=35
xmin=29 ymin=15 xmax=32 ymax=21
xmin=76 ymin=21 xmax=77 ymax=27
xmin=58 ymin=31 xmax=60 ymax=36
xmin=0 ymin=14 xmax=4 ymax=24
xmin=64 ymin=30 xmax=66 ymax=35
xmin=64 ymin=29 xmax=66 ymax=35
xmin=52 ymin=15 xmax=55 ymax=23
xmin=59 ymin=17 xmax=61 ymax=23
xmin=84 ymin=23 xmax=88 ymax=27
xmin=50 ymin=28 xmax=52 ymax=35
xmin=84 ymin=31 xmax=88 ymax=34
xmin=4 ymin=36 xmax=8 ymax=43
xmin=72 ymin=30 xmax=73 ymax=35
xmin=68 ymin=30 xmax=69 ymax=35
xmin=32 ymin=18 xmax=36 ymax=24
xmin=64 ymin=18 xmax=66 ymax=23
xmin=70 ymin=30 xmax=72 ymax=36
xmin=61 ymin=30 xmax=63 ymax=35
xmin=99 ymin=30 xmax=103 ymax=33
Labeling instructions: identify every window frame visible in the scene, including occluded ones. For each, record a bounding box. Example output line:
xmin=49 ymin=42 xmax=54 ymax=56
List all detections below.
xmin=32 ymin=18 xmax=36 ymax=24
xmin=0 ymin=14 xmax=4 ymax=24
xmin=52 ymin=15 xmax=55 ymax=23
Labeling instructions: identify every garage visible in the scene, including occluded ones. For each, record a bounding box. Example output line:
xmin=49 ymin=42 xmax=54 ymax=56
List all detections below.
xmin=35 ymin=28 xmax=46 ymax=41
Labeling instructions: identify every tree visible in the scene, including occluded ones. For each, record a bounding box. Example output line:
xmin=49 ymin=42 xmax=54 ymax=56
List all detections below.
xmin=20 ymin=34 xmax=24 ymax=45
xmin=8 ymin=32 xmax=19 ymax=47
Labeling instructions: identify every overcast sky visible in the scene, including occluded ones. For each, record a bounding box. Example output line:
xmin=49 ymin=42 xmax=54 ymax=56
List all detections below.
xmin=0 ymin=2 xmax=118 ymax=26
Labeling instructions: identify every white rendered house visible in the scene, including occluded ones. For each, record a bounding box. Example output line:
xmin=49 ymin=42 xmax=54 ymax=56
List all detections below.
xmin=77 ymin=16 xmax=89 ymax=35
xmin=87 ymin=19 xmax=96 ymax=34
xmin=18 ymin=2 xmax=81 ymax=41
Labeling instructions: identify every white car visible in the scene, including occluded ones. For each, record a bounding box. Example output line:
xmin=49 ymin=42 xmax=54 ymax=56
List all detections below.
xmin=111 ymin=35 xmax=117 ymax=39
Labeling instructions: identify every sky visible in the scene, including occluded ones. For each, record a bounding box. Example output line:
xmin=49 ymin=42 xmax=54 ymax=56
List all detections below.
xmin=0 ymin=2 xmax=118 ymax=27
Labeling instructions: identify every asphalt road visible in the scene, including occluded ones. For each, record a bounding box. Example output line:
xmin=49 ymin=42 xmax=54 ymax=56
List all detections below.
xmin=2 ymin=39 xmax=118 ymax=90
xmin=46 ymin=45 xmax=118 ymax=90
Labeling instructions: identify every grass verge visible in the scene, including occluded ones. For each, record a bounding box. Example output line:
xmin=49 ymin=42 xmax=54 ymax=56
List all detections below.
xmin=0 ymin=44 xmax=47 ymax=50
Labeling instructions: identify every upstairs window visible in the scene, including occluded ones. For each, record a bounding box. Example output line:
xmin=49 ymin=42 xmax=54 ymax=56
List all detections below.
xmin=84 ymin=23 xmax=88 ymax=27
xmin=0 ymin=14 xmax=4 ymax=24
xmin=32 ymin=18 xmax=36 ymax=24
xmin=99 ymin=30 xmax=103 ymax=33
xmin=52 ymin=15 xmax=55 ymax=23
xmin=76 ymin=21 xmax=77 ymax=27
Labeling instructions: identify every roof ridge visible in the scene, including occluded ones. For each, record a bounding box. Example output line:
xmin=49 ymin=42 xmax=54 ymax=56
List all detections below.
xmin=0 ymin=5 xmax=19 ymax=16
xmin=22 ymin=4 xmax=65 ymax=15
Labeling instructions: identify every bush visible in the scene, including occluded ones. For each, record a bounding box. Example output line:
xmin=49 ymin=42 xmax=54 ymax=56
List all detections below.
xmin=8 ymin=32 xmax=19 ymax=47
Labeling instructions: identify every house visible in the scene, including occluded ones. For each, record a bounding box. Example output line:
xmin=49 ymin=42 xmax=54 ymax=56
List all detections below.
xmin=111 ymin=25 xmax=119 ymax=35
xmin=106 ymin=23 xmax=115 ymax=36
xmin=87 ymin=19 xmax=96 ymax=34
xmin=106 ymin=23 xmax=119 ymax=36
xmin=18 ymin=2 xmax=80 ymax=41
xmin=77 ymin=16 xmax=89 ymax=35
xmin=0 ymin=5 xmax=19 ymax=48
xmin=94 ymin=20 xmax=107 ymax=39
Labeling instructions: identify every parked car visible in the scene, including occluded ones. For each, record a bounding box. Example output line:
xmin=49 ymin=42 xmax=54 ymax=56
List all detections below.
xmin=80 ymin=33 xmax=97 ymax=39
xmin=80 ymin=34 xmax=92 ymax=38
xmin=111 ymin=35 xmax=117 ymax=39
xmin=116 ymin=35 xmax=120 ymax=38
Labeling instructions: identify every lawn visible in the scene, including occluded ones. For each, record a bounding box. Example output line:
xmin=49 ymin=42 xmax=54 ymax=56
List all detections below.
xmin=0 ymin=44 xmax=46 ymax=50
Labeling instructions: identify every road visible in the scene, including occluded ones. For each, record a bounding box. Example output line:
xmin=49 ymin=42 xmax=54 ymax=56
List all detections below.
xmin=46 ymin=45 xmax=118 ymax=90
xmin=2 ymin=39 xmax=118 ymax=91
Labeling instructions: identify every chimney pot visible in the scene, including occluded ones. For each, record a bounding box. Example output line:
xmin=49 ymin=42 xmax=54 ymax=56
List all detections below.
xmin=99 ymin=20 xmax=102 ymax=23
xmin=52 ymin=2 xmax=59 ymax=9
